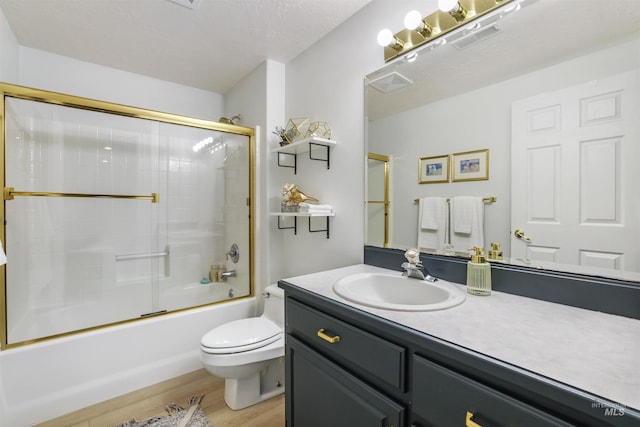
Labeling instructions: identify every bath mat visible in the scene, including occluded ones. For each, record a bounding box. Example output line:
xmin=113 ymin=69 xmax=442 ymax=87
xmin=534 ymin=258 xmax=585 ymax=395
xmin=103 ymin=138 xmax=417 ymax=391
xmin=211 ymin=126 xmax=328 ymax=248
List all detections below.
xmin=117 ymin=395 xmax=212 ymax=427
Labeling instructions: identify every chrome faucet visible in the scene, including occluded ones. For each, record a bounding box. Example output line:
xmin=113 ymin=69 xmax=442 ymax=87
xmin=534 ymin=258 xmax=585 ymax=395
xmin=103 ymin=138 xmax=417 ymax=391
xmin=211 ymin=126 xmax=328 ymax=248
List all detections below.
xmin=402 ymin=248 xmax=438 ymax=282
xmin=220 ymin=270 xmax=236 ymax=280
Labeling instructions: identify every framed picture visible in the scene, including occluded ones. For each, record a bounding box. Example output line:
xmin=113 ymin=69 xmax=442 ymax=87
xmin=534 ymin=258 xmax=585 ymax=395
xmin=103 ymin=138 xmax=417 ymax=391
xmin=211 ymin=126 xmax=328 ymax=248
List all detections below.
xmin=451 ymin=149 xmax=489 ymax=182
xmin=419 ymin=155 xmax=449 ymax=184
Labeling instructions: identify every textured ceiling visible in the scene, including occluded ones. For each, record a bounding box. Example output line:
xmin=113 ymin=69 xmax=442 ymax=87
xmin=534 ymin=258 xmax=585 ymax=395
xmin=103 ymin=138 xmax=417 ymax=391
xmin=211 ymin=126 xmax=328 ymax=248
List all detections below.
xmin=0 ymin=0 xmax=372 ymax=94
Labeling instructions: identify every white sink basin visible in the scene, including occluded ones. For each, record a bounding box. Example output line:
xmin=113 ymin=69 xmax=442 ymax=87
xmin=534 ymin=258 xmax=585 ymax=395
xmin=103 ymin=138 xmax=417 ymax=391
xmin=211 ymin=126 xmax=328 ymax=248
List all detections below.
xmin=333 ymin=272 xmax=466 ymax=311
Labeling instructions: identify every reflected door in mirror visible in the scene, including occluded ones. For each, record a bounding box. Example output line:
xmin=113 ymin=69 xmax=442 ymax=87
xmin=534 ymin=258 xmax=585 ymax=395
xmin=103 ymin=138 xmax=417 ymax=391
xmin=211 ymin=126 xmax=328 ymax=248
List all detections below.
xmin=511 ymin=70 xmax=640 ymax=272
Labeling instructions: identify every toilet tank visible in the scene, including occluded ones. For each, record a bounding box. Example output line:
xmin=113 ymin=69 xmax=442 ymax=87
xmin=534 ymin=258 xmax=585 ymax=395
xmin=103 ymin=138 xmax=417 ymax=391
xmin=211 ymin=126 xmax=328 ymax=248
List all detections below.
xmin=262 ymin=284 xmax=285 ymax=327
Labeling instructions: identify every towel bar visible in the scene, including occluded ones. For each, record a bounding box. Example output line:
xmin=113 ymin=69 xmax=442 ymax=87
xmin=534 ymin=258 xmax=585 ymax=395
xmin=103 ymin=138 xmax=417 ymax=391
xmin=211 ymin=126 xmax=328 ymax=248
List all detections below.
xmin=413 ymin=196 xmax=496 ymax=204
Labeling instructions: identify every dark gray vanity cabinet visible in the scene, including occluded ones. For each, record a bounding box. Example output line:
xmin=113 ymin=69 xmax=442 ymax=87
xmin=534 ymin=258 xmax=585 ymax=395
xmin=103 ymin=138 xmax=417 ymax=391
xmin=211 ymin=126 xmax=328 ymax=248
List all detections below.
xmin=285 ymin=297 xmax=405 ymax=427
xmin=412 ymin=356 xmax=572 ymax=427
xmin=281 ymin=280 xmax=640 ymax=427
xmin=287 ymin=336 xmax=404 ymax=427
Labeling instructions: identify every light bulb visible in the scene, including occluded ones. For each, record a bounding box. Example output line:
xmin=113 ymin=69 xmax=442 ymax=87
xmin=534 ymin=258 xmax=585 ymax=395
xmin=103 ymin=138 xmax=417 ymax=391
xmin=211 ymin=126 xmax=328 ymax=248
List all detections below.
xmin=438 ymin=0 xmax=459 ymax=12
xmin=377 ymin=29 xmax=394 ymax=47
xmin=404 ymin=10 xmax=423 ymax=30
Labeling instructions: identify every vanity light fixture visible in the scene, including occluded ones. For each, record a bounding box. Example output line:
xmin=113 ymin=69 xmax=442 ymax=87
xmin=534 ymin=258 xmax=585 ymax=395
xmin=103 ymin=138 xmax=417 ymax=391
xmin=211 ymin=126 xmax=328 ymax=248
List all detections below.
xmin=378 ymin=0 xmax=522 ymax=62
xmin=439 ymin=0 xmax=468 ymax=21
xmin=404 ymin=10 xmax=435 ymax=38
xmin=377 ymin=29 xmax=405 ymax=50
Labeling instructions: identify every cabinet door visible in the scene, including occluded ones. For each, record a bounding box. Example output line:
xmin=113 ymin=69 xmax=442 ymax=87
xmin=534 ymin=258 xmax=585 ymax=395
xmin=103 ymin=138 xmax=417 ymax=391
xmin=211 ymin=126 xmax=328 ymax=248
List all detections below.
xmin=287 ymin=335 xmax=404 ymax=427
xmin=412 ymin=355 xmax=573 ymax=427
xmin=287 ymin=297 xmax=405 ymax=393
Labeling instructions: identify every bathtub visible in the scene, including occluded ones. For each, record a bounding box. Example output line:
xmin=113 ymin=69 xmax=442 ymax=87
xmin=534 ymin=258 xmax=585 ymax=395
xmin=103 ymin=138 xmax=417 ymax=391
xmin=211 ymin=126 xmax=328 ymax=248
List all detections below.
xmin=0 ymin=296 xmax=256 ymax=426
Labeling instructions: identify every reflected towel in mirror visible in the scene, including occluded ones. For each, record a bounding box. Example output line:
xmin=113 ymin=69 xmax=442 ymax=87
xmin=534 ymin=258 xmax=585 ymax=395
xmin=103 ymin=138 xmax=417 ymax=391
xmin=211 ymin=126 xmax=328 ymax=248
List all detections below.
xmin=418 ymin=197 xmax=449 ymax=251
xmin=450 ymin=196 xmax=484 ymax=251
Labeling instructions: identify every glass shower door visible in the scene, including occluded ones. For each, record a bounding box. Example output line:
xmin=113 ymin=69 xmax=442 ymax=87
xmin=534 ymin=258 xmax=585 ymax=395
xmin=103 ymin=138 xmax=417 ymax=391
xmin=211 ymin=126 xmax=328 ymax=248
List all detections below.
xmin=1 ymin=86 xmax=254 ymax=347
xmin=156 ymin=123 xmax=251 ymax=311
xmin=4 ymin=98 xmax=160 ymax=344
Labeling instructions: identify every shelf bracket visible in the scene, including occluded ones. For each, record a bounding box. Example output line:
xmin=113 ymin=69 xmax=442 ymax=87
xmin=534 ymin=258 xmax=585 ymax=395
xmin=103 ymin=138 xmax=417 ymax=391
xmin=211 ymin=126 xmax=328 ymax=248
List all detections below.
xmin=277 ymin=215 xmax=297 ymax=234
xmin=277 ymin=152 xmax=297 ymax=174
xmin=308 ymin=216 xmax=331 ymax=239
xmin=309 ymin=142 xmax=331 ymax=169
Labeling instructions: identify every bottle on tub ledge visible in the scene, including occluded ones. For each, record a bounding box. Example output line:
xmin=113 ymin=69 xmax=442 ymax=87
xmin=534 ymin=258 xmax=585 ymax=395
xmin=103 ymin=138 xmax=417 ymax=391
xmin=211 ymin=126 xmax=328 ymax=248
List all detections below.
xmin=466 ymin=247 xmax=492 ymax=296
xmin=210 ymin=263 xmax=226 ymax=282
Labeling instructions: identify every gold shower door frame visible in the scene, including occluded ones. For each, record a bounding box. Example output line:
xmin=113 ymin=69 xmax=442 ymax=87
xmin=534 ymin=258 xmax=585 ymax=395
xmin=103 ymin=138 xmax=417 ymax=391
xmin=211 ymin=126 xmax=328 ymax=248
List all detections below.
xmin=0 ymin=82 xmax=256 ymax=349
xmin=367 ymin=152 xmax=390 ymax=248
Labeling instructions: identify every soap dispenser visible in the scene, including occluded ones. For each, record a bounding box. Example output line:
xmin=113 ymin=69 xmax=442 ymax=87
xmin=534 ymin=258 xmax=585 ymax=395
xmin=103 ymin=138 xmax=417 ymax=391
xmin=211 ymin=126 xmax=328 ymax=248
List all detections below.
xmin=467 ymin=247 xmax=491 ymax=296
xmin=488 ymin=242 xmax=504 ymax=262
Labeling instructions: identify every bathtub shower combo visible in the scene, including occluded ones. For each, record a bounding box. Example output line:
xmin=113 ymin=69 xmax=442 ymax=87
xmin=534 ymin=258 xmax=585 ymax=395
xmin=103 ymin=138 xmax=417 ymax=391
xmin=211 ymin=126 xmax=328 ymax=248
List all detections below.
xmin=0 ymin=83 xmax=255 ymax=348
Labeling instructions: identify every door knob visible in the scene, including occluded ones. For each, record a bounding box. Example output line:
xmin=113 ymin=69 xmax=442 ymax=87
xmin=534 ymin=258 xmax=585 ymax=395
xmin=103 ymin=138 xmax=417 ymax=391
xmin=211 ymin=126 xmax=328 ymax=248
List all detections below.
xmin=513 ymin=228 xmax=531 ymax=243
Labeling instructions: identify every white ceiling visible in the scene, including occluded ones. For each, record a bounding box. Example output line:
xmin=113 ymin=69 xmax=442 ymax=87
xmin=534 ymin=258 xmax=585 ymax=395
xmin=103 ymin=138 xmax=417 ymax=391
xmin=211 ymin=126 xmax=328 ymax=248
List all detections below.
xmin=0 ymin=0 xmax=372 ymax=94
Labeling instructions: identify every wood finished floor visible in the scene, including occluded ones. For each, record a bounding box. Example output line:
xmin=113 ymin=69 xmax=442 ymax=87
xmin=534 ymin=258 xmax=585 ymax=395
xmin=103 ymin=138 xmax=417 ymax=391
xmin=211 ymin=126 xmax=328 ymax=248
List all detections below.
xmin=35 ymin=369 xmax=285 ymax=427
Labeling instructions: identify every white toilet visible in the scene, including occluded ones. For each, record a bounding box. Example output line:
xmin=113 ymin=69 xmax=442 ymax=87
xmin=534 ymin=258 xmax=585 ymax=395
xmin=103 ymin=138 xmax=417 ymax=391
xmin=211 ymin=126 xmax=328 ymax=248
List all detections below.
xmin=200 ymin=284 xmax=285 ymax=410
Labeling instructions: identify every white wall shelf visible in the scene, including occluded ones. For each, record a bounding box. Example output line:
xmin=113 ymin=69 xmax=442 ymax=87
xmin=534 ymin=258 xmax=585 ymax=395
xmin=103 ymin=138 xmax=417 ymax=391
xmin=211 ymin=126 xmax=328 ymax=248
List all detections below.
xmin=270 ymin=211 xmax=335 ymax=238
xmin=274 ymin=136 xmax=336 ymax=174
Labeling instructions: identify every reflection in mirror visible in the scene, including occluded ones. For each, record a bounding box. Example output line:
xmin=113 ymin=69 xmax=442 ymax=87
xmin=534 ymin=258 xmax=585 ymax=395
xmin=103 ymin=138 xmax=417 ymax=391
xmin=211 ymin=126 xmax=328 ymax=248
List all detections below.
xmin=365 ymin=0 xmax=640 ymax=282
xmin=366 ymin=153 xmax=390 ymax=248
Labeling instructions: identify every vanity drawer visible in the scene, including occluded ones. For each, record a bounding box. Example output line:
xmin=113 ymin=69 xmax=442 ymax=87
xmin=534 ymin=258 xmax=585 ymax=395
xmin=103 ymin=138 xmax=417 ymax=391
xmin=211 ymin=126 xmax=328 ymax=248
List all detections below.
xmin=412 ymin=355 xmax=573 ymax=427
xmin=286 ymin=297 xmax=405 ymax=392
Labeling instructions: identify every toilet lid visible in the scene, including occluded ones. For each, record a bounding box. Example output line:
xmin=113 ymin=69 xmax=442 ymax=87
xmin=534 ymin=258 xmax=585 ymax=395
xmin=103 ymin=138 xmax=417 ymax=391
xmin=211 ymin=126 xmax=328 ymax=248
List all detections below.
xmin=201 ymin=317 xmax=281 ymax=353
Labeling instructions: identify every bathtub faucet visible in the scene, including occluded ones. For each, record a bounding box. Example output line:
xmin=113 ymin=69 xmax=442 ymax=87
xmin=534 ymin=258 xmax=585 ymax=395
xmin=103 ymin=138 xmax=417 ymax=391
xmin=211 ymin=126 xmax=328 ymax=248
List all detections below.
xmin=220 ymin=270 xmax=236 ymax=280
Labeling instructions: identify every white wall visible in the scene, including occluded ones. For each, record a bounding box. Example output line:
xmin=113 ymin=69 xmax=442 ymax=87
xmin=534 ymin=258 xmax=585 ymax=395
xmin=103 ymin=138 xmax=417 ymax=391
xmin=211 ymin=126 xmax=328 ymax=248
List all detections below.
xmin=277 ymin=0 xmax=421 ymax=277
xmin=0 ymin=6 xmax=18 ymax=82
xmin=19 ymin=47 xmax=223 ymax=120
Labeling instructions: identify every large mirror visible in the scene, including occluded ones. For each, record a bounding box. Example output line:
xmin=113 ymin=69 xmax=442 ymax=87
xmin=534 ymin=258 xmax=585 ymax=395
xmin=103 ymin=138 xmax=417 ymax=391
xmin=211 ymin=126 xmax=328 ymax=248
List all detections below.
xmin=365 ymin=0 xmax=640 ymax=282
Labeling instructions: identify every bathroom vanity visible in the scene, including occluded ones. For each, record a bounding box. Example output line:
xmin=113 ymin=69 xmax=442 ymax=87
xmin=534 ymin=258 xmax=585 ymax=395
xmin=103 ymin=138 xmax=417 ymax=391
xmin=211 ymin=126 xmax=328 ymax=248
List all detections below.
xmin=279 ymin=264 xmax=640 ymax=427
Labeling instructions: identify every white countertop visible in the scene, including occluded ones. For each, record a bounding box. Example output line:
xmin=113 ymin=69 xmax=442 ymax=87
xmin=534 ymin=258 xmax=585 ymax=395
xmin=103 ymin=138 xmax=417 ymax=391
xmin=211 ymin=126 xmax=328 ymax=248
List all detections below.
xmin=281 ymin=264 xmax=640 ymax=411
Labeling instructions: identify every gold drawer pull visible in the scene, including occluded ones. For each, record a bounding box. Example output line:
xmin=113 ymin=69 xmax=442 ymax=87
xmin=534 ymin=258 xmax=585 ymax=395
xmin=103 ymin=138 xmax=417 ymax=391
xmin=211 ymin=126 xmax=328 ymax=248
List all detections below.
xmin=317 ymin=328 xmax=340 ymax=343
xmin=466 ymin=411 xmax=482 ymax=427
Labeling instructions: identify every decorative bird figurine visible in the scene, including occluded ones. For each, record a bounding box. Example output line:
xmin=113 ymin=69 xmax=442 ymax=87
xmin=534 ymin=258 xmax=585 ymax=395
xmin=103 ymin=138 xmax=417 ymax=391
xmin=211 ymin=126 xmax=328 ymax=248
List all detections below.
xmin=289 ymin=187 xmax=319 ymax=204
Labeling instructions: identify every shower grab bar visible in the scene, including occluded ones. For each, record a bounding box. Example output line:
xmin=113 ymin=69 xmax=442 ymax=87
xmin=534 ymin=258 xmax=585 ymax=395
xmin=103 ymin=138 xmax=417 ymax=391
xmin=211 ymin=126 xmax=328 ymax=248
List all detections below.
xmin=3 ymin=187 xmax=159 ymax=203
xmin=116 ymin=251 xmax=169 ymax=261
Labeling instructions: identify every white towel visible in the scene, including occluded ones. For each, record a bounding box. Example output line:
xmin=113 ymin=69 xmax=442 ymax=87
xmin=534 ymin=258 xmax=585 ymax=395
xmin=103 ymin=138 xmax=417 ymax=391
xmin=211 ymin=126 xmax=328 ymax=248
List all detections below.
xmin=302 ymin=209 xmax=333 ymax=214
xmin=299 ymin=203 xmax=333 ymax=210
xmin=417 ymin=197 xmax=448 ymax=251
xmin=420 ymin=197 xmax=441 ymax=230
xmin=452 ymin=196 xmax=473 ymax=234
xmin=299 ymin=202 xmax=333 ymax=214
xmin=450 ymin=196 xmax=484 ymax=252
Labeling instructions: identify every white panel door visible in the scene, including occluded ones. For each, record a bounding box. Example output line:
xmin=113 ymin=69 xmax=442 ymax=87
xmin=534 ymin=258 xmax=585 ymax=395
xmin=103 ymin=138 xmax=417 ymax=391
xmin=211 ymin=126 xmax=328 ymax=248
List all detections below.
xmin=511 ymin=70 xmax=639 ymax=272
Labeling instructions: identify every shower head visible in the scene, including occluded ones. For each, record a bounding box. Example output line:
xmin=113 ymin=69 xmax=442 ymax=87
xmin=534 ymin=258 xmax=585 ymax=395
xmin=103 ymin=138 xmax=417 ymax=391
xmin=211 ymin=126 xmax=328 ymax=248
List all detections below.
xmin=218 ymin=114 xmax=241 ymax=125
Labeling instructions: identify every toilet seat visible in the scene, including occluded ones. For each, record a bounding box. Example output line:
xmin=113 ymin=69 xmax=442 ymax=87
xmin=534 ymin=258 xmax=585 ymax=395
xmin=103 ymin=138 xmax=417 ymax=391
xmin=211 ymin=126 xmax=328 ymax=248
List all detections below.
xmin=201 ymin=317 xmax=281 ymax=354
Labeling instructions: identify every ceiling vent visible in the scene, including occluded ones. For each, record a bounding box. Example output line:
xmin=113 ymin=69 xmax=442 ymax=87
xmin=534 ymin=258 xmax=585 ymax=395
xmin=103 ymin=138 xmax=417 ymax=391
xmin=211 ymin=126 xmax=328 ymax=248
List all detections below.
xmin=368 ymin=71 xmax=413 ymax=94
xmin=168 ymin=0 xmax=202 ymax=10
xmin=451 ymin=25 xmax=501 ymax=50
